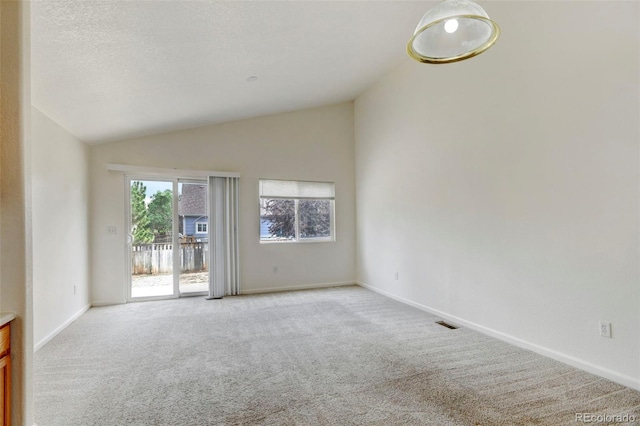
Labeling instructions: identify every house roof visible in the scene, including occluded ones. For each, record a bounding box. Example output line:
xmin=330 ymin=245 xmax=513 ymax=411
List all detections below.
xmin=179 ymin=184 xmax=207 ymax=217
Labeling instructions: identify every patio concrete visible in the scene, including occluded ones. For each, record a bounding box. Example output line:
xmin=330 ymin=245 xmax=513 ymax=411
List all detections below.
xmin=131 ymin=271 xmax=208 ymax=298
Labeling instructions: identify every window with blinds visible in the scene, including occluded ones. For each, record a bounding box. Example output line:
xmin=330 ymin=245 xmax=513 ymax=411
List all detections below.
xmin=259 ymin=179 xmax=335 ymax=243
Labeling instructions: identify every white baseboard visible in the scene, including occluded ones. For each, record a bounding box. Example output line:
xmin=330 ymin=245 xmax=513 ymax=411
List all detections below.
xmin=91 ymin=300 xmax=126 ymax=307
xmin=34 ymin=304 xmax=91 ymax=352
xmin=356 ymin=281 xmax=640 ymax=392
xmin=241 ymin=281 xmax=355 ymax=295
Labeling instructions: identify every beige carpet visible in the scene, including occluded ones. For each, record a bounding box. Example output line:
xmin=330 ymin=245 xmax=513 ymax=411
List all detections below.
xmin=34 ymin=286 xmax=640 ymax=425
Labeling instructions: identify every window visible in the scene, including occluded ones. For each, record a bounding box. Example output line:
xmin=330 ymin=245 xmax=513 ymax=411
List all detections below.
xmin=259 ymin=179 xmax=335 ymax=243
xmin=196 ymin=222 xmax=207 ymax=233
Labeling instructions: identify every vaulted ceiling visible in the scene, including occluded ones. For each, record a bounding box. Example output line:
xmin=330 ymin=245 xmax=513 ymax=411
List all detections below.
xmin=31 ymin=0 xmax=440 ymax=144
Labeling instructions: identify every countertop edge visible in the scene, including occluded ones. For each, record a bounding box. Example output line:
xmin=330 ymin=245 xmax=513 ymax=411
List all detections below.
xmin=0 ymin=313 xmax=16 ymax=327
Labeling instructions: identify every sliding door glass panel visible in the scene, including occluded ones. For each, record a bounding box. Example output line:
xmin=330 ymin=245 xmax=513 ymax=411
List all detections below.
xmin=178 ymin=181 xmax=209 ymax=295
xmin=129 ymin=179 xmax=175 ymax=299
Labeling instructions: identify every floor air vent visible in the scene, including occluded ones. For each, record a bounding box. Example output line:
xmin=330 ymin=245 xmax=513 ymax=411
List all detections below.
xmin=436 ymin=320 xmax=459 ymax=330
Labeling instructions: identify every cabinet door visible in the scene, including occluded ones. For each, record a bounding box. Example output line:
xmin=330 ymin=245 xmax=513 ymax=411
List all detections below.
xmin=0 ymin=354 xmax=9 ymax=426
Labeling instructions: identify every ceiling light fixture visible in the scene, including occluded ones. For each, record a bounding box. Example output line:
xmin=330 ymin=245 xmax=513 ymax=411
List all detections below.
xmin=407 ymin=0 xmax=500 ymax=64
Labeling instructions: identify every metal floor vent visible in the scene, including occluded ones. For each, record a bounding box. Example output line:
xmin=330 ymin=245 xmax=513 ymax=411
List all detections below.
xmin=436 ymin=320 xmax=459 ymax=330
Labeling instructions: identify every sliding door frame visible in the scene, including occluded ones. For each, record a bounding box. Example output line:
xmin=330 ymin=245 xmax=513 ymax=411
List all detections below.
xmin=125 ymin=175 xmax=181 ymax=303
xmin=177 ymin=178 xmax=209 ymax=298
xmin=112 ymin=164 xmax=240 ymax=303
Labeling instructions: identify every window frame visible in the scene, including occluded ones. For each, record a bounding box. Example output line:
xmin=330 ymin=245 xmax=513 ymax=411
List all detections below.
xmin=259 ymin=179 xmax=335 ymax=244
xmin=195 ymin=221 xmax=208 ymax=234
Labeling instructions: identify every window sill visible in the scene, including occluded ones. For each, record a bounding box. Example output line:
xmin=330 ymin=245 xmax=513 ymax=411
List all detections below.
xmin=259 ymin=238 xmax=334 ymax=245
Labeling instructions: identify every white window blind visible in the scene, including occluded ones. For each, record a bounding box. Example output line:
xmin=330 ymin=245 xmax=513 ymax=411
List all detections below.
xmin=259 ymin=179 xmax=335 ymax=200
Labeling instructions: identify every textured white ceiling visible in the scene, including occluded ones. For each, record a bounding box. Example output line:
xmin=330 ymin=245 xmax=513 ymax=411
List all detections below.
xmin=31 ymin=0 xmax=438 ymax=144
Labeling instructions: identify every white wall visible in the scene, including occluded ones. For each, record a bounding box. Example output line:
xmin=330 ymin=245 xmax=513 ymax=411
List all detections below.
xmin=355 ymin=2 xmax=640 ymax=388
xmin=90 ymin=102 xmax=356 ymax=304
xmin=32 ymin=107 xmax=91 ymax=349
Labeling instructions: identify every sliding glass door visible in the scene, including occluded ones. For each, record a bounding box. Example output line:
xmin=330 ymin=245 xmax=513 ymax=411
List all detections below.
xmin=178 ymin=181 xmax=209 ymax=295
xmin=127 ymin=177 xmax=208 ymax=301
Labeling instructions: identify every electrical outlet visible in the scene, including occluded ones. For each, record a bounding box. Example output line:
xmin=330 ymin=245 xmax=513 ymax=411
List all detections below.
xmin=107 ymin=226 xmax=117 ymax=235
xmin=599 ymin=321 xmax=611 ymax=338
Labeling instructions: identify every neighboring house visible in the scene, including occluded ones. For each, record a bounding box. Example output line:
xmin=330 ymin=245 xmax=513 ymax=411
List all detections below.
xmin=178 ymin=184 xmax=208 ymax=241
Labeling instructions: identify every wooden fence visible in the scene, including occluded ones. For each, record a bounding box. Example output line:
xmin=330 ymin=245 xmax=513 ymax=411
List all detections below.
xmin=132 ymin=242 xmax=208 ymax=275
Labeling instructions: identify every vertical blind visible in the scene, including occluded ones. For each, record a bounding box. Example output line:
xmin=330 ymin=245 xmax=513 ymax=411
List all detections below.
xmin=208 ymin=176 xmax=240 ymax=299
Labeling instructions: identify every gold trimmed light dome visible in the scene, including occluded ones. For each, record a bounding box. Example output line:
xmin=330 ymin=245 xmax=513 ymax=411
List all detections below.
xmin=407 ymin=0 xmax=500 ymax=64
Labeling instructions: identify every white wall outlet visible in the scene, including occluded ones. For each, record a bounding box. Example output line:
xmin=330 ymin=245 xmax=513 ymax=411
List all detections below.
xmin=107 ymin=226 xmax=117 ymax=235
xmin=394 ymin=272 xmax=399 ymax=280
xmin=599 ymin=321 xmax=611 ymax=338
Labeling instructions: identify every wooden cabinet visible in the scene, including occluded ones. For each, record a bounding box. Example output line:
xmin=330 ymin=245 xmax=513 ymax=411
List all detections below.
xmin=0 ymin=323 xmax=10 ymax=426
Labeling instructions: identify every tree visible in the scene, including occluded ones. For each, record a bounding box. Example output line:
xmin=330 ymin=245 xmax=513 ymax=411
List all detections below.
xmin=299 ymin=200 xmax=331 ymax=238
xmin=261 ymin=199 xmax=331 ymax=240
xmin=148 ymin=189 xmax=173 ymax=238
xmin=131 ymin=182 xmax=153 ymax=243
xmin=262 ymin=199 xmax=295 ymax=239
